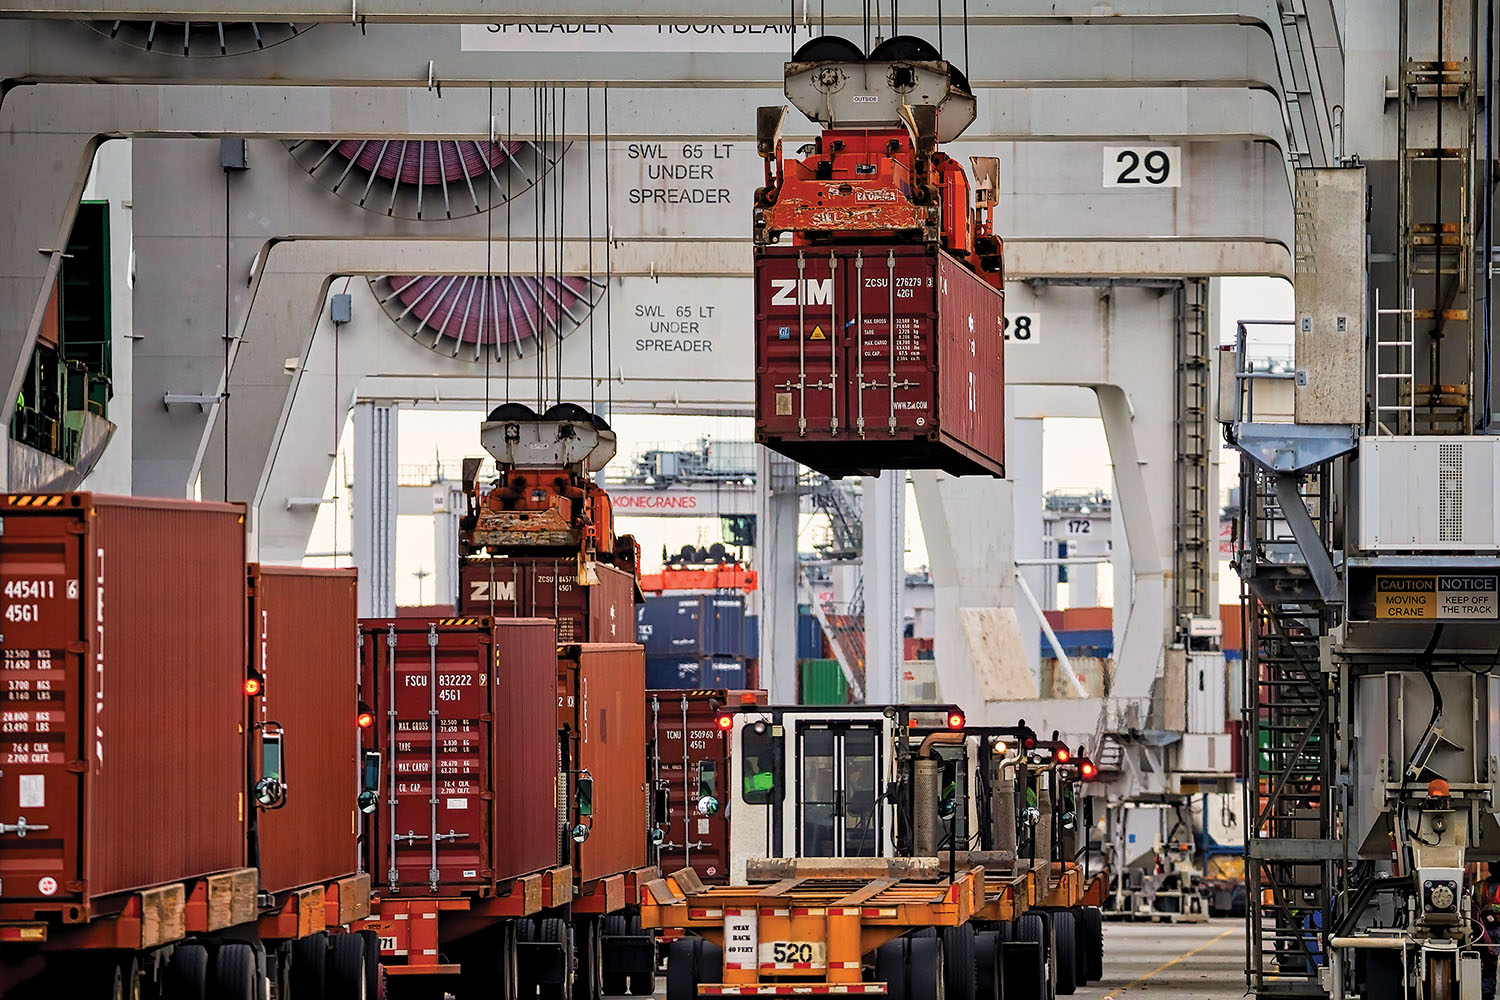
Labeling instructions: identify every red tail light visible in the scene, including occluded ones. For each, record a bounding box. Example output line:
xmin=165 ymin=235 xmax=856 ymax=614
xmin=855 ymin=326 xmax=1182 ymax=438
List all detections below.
xmin=1056 ymin=747 xmax=1071 ymax=763
xmin=716 ymin=714 xmax=734 ymax=731
xmin=1081 ymin=761 xmax=1097 ymax=779
xmin=946 ymin=711 xmax=965 ymax=730
xmin=243 ymin=677 xmax=262 ymax=697
xmin=357 ymin=711 xmax=375 ymax=729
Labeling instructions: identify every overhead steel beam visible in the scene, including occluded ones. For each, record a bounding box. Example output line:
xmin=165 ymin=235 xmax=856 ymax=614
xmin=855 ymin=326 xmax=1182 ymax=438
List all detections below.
xmin=0 ymin=81 xmax=1290 ymax=145
xmin=0 ymin=0 xmax=1283 ymax=26
xmin=0 ymin=19 xmax=1284 ymax=90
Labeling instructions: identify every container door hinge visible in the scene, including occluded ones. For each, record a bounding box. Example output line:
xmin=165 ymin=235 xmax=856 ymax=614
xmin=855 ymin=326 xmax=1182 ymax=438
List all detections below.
xmin=65 ymin=759 xmax=87 ymax=774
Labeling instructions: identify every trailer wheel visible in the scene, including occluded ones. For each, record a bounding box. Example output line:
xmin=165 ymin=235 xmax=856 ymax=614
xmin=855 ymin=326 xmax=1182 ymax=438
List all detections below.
xmin=666 ymin=938 xmax=700 ymax=1000
xmin=215 ymin=944 xmax=258 ymax=1000
xmin=573 ymin=918 xmax=603 ymax=1000
xmin=1067 ymin=910 xmax=1089 ymax=987
xmin=1000 ymin=942 xmax=1044 ymax=1000
xmin=358 ymin=930 xmax=382 ymax=1000
xmin=941 ymin=924 xmax=976 ymax=1000
xmin=165 ymin=944 xmax=209 ymax=1000
xmin=696 ymin=938 xmax=723 ymax=987
xmin=602 ymin=917 xmax=629 ymax=996
xmin=1051 ymin=913 xmax=1076 ymax=996
xmin=974 ymin=932 xmax=1000 ymax=1000
xmin=328 ymin=932 xmax=368 ymax=1000
xmin=909 ymin=936 xmax=945 ymax=1000
xmin=875 ymin=938 xmax=909 ymax=1000
xmin=292 ymin=931 xmax=329 ymax=999
xmin=108 ymin=955 xmax=142 ymax=1000
xmin=1014 ymin=914 xmax=1054 ymax=1000
xmin=539 ymin=918 xmax=573 ymax=1000
xmin=1076 ymin=908 xmax=1102 ymax=985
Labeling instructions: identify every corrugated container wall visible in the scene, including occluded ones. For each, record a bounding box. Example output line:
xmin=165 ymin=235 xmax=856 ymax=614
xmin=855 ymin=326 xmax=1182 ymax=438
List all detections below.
xmin=754 ymin=245 xmax=1004 ymax=478
xmin=360 ymin=618 xmax=560 ymax=895
xmin=648 ymin=691 xmax=734 ymax=883
xmin=249 ymin=566 xmax=359 ymax=895
xmin=0 ymin=494 xmax=246 ymax=908
xmin=799 ymin=659 xmax=851 ymax=706
xmin=560 ymin=644 xmax=648 ymax=885
xmin=458 ymin=558 xmax=634 ymax=644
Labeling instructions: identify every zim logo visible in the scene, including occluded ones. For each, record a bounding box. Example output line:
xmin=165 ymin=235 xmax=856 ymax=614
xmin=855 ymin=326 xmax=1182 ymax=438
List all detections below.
xmin=769 ymin=278 xmax=834 ymax=307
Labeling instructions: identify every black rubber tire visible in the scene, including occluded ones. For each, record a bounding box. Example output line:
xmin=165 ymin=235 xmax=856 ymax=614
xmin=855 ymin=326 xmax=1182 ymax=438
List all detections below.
xmin=941 ymin=924 xmax=977 ymax=1000
xmin=1078 ymin=908 xmax=1103 ymax=985
xmin=666 ymin=938 xmax=700 ymax=1000
xmin=974 ymin=931 xmax=1001 ymax=1000
xmin=1000 ymin=942 xmax=1044 ymax=1000
xmin=358 ymin=930 xmax=381 ymax=1000
xmin=291 ymin=932 xmax=329 ymax=1000
xmin=601 ymin=916 xmax=629 ymax=995
xmin=215 ymin=944 xmax=258 ymax=1000
xmin=696 ymin=938 xmax=723 ymax=985
xmin=624 ymin=915 xmax=656 ymax=996
xmin=165 ymin=944 xmax=209 ymax=1000
xmin=911 ymin=928 xmax=938 ymax=939
xmin=540 ymin=918 xmax=573 ymax=1000
xmin=1051 ymin=912 xmax=1076 ymax=996
xmin=909 ymin=936 xmax=945 ymax=1000
xmin=876 ymin=938 xmax=910 ymax=1000
xmin=327 ymin=933 xmax=367 ymax=1000
xmin=1068 ymin=911 xmax=1088 ymax=988
xmin=1014 ymin=914 xmax=1053 ymax=1000
xmin=995 ymin=921 xmax=1014 ymax=944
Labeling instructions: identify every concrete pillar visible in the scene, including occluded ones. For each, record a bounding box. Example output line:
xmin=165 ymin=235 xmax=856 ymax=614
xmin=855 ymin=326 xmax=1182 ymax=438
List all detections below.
xmin=1011 ymin=414 xmax=1045 ymax=687
xmin=434 ymin=482 xmax=465 ymax=607
xmin=79 ymin=139 xmax=135 ymax=495
xmin=1070 ymin=561 xmax=1100 ymax=607
xmin=757 ymin=449 xmax=799 ymax=704
xmin=910 ymin=472 xmax=1016 ymax=719
xmin=863 ymin=471 xmax=904 ymax=705
xmin=353 ymin=400 xmax=398 ymax=618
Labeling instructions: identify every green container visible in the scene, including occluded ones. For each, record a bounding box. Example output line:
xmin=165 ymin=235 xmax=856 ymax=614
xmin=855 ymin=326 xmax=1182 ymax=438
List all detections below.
xmin=799 ymin=658 xmax=850 ymax=705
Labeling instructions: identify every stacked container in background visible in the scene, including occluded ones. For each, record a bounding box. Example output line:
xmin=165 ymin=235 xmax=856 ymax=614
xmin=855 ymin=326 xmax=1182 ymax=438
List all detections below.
xmin=638 ymin=594 xmax=749 ymax=688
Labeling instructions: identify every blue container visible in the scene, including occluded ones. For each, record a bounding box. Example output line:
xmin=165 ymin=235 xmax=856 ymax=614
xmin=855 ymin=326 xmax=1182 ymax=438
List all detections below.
xmin=796 ymin=614 xmax=823 ymax=659
xmin=646 ymin=655 xmax=702 ymax=689
xmin=702 ymin=657 xmax=747 ymax=689
xmin=744 ymin=614 xmax=760 ymax=659
xmin=705 ymin=596 xmax=748 ymax=656
xmin=638 ymin=596 xmax=705 ymax=655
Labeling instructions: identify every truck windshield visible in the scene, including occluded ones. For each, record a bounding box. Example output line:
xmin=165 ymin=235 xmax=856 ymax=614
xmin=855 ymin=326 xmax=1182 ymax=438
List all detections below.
xmin=741 ymin=725 xmax=781 ymax=804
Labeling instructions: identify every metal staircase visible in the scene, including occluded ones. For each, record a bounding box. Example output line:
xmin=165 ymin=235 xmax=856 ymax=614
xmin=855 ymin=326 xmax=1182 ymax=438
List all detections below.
xmin=1238 ymin=457 xmax=1339 ymax=999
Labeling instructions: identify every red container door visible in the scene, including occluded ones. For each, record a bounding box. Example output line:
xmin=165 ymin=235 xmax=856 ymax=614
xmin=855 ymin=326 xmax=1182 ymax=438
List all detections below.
xmin=935 ymin=252 xmax=1006 ymax=471
xmin=489 ymin=620 xmax=563 ymax=885
xmin=570 ymin=645 xmax=647 ymax=884
xmin=0 ymin=516 xmax=83 ymax=902
xmin=756 ymin=249 xmax=843 ymax=440
xmin=849 ymin=247 xmax=938 ymax=441
xmin=372 ymin=625 xmax=492 ymax=893
xmin=586 ymin=565 xmax=635 ymax=645
xmin=649 ymin=693 xmax=731 ymax=883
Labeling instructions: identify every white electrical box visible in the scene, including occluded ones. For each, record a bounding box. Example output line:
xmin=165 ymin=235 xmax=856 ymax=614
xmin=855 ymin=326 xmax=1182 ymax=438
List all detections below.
xmin=1357 ymin=437 xmax=1500 ymax=551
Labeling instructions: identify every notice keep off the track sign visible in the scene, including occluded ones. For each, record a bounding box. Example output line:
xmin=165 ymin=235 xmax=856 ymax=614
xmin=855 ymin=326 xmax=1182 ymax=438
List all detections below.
xmin=1375 ymin=575 xmax=1500 ymax=620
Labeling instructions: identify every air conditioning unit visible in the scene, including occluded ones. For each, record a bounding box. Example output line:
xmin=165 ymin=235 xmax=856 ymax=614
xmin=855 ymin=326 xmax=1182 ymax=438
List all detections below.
xmin=1357 ymin=437 xmax=1500 ymax=552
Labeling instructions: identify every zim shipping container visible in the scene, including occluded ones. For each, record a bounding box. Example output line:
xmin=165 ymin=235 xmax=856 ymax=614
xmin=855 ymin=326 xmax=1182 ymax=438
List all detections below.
xmin=458 ymin=557 xmax=635 ymax=644
xmin=755 ymin=244 xmax=1004 ymax=478
xmin=647 ymin=689 xmax=767 ymax=884
xmin=557 ymin=644 xmax=648 ymax=888
xmin=359 ymin=617 xmax=561 ymax=896
xmin=0 ymin=494 xmax=247 ymax=912
xmin=247 ymin=565 xmax=360 ymax=896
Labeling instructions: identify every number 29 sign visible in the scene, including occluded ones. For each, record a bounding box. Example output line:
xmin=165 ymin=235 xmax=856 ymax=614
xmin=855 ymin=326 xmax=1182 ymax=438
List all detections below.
xmin=1102 ymin=146 xmax=1182 ymax=188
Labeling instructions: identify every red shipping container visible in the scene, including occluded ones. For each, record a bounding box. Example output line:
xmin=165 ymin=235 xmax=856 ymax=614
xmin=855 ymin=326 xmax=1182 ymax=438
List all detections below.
xmin=648 ymin=689 xmax=766 ymax=885
xmin=248 ymin=565 xmax=360 ymax=896
xmin=458 ymin=557 xmax=634 ymax=644
xmin=754 ymin=244 xmax=1004 ymax=478
xmin=1220 ymin=603 xmax=1245 ymax=653
xmin=558 ymin=644 xmax=648 ymax=886
xmin=1062 ymin=606 xmax=1113 ymax=632
xmin=359 ymin=618 xmax=560 ymax=896
xmin=0 ymin=494 xmax=247 ymax=910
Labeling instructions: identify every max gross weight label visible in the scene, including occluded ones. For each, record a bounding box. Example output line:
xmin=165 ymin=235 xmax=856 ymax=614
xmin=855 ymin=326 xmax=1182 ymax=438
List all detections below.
xmin=1375 ymin=575 xmax=1499 ymax=620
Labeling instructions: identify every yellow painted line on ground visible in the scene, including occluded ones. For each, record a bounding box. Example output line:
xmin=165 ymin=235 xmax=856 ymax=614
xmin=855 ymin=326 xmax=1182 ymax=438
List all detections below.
xmin=1105 ymin=929 xmax=1237 ymax=997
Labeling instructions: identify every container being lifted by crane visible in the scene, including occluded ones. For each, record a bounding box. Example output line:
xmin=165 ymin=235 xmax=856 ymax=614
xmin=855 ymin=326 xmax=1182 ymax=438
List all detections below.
xmin=752 ymin=36 xmax=1005 ymax=479
xmin=457 ymin=402 xmax=640 ymax=644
